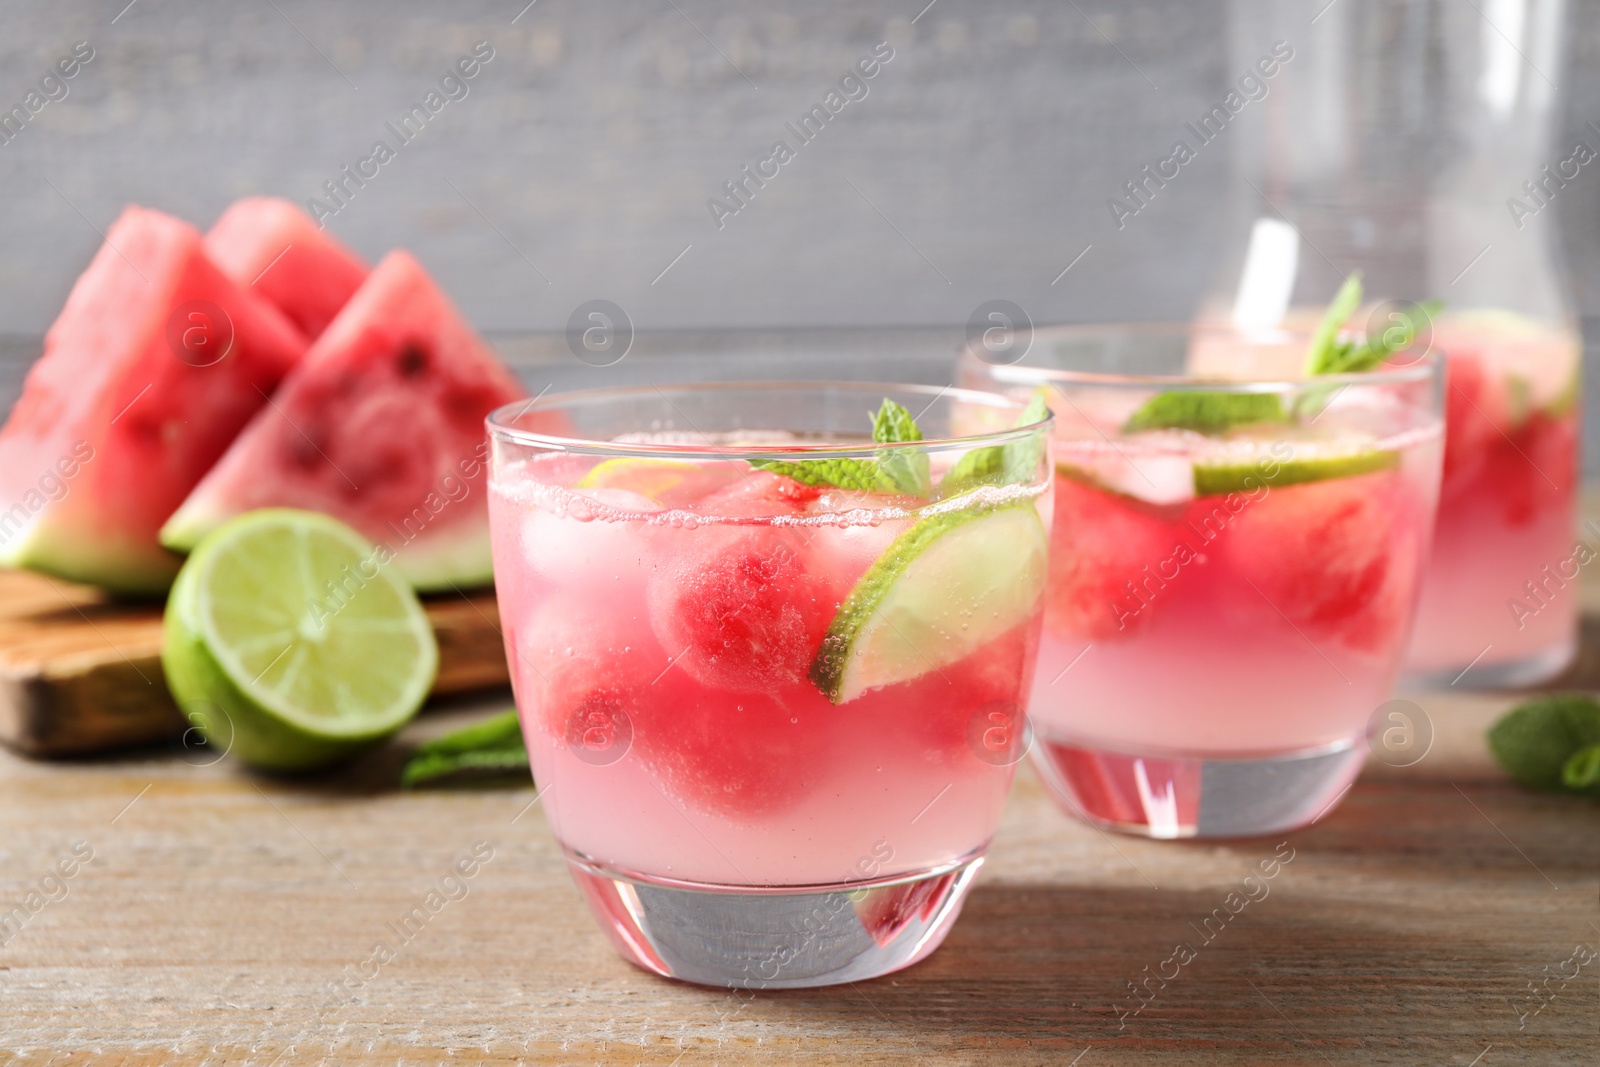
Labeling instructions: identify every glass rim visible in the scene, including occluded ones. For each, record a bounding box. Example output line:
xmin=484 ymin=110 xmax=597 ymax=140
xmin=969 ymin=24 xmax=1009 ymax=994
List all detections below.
xmin=960 ymin=321 xmax=1443 ymax=391
xmin=485 ymin=379 xmax=1053 ymax=459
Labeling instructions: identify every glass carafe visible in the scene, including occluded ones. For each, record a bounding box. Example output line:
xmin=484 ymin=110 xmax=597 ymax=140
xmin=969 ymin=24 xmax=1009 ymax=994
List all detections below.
xmin=1205 ymin=0 xmax=1581 ymax=686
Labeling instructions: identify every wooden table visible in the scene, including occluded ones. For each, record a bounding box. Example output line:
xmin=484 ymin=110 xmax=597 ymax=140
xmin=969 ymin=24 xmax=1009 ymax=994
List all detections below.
xmin=3 ymin=619 xmax=1598 ymax=1063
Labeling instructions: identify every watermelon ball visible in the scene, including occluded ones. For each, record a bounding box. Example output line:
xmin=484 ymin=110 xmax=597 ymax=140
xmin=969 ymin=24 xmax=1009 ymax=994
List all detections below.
xmin=647 ymin=525 xmax=835 ymax=693
xmin=693 ymin=469 xmax=823 ymax=518
xmin=1046 ymin=475 xmax=1181 ymax=641
xmin=1224 ymin=472 xmax=1411 ymax=653
xmin=1479 ymin=410 xmax=1575 ymax=527
xmin=631 ymin=684 xmax=827 ymax=817
xmin=512 ymin=595 xmax=663 ymax=759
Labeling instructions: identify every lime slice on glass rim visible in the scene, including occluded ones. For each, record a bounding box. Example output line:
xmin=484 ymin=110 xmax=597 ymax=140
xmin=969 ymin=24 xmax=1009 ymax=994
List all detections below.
xmin=810 ymin=500 xmax=1048 ymax=705
xmin=162 ymin=509 xmax=438 ymax=772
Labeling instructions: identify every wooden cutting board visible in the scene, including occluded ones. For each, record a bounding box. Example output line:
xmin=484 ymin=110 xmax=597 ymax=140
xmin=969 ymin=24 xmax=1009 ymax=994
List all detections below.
xmin=0 ymin=568 xmax=510 ymax=758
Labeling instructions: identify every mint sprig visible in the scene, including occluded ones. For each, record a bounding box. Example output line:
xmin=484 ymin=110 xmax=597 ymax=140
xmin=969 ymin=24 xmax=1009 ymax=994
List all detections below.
xmin=401 ymin=709 xmax=531 ymax=788
xmin=940 ymin=389 xmax=1052 ymax=496
xmin=1304 ymin=271 xmax=1366 ymax=375
xmin=1487 ymin=694 xmax=1600 ymax=797
xmin=1124 ymin=275 xmax=1441 ymax=435
xmin=752 ymin=398 xmax=930 ymax=497
xmin=1304 ymin=271 xmax=1439 ymax=376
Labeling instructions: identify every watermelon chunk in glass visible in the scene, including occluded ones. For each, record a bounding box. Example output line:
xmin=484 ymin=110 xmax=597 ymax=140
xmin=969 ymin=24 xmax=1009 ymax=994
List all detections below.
xmin=0 ymin=206 xmax=308 ymax=594
xmin=161 ymin=250 xmax=528 ymax=591
xmin=205 ymin=197 xmax=369 ymax=340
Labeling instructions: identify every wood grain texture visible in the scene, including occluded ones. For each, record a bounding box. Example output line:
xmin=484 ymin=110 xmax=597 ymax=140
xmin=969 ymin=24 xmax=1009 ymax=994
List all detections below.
xmin=0 ymin=569 xmax=508 ymax=758
xmin=0 ymin=700 xmax=1593 ymax=1066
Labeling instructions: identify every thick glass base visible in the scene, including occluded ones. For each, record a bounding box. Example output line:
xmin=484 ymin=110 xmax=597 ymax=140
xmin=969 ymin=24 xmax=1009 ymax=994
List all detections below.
xmin=564 ymin=848 xmax=984 ymax=988
xmin=1400 ymin=636 xmax=1577 ymax=691
xmin=1030 ymin=731 xmax=1367 ymax=839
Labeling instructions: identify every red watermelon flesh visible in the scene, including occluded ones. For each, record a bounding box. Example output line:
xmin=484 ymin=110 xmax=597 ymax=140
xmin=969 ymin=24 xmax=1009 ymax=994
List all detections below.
xmin=0 ymin=206 xmax=308 ymax=594
xmin=205 ymin=197 xmax=369 ymax=339
xmin=161 ymin=250 xmax=527 ymax=590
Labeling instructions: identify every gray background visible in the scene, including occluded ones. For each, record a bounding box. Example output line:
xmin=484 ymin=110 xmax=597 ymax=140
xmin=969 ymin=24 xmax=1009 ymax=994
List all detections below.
xmin=0 ymin=0 xmax=1597 ymax=459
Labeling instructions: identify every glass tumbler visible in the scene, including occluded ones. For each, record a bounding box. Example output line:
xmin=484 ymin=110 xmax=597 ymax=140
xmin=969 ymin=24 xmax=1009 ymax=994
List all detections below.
xmin=962 ymin=328 xmax=1443 ymax=839
xmin=487 ymin=382 xmax=1051 ymax=986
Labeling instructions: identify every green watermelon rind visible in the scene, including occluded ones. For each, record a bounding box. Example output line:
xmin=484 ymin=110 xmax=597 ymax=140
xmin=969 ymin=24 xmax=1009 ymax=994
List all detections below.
xmin=161 ymin=498 xmax=494 ymax=592
xmin=1 ymin=502 xmax=182 ymax=597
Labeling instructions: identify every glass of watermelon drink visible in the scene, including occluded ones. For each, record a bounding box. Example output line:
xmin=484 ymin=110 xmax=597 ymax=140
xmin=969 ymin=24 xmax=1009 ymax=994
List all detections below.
xmin=960 ymin=327 xmax=1443 ymax=839
xmin=1401 ymin=312 xmax=1582 ymax=687
xmin=486 ymin=382 xmax=1052 ymax=987
xmin=1191 ymin=308 xmax=1584 ymax=687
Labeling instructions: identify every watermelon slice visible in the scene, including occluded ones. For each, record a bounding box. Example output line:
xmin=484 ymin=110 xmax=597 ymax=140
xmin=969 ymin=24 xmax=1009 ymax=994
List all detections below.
xmin=205 ymin=197 xmax=369 ymax=339
xmin=161 ymin=250 xmax=527 ymax=590
xmin=0 ymin=206 xmax=308 ymax=594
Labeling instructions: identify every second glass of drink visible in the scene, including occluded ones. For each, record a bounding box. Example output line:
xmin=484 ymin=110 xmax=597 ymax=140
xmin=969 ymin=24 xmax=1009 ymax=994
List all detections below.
xmin=963 ymin=328 xmax=1444 ymax=839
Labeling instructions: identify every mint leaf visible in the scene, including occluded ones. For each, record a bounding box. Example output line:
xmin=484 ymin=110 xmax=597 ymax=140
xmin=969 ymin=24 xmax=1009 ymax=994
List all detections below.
xmin=873 ymin=398 xmax=931 ymax=497
xmin=1562 ymin=744 xmax=1600 ymax=791
xmin=750 ymin=456 xmax=902 ymax=492
xmin=752 ymin=397 xmax=930 ymax=497
xmin=1487 ymin=694 xmax=1600 ymax=794
xmin=940 ymin=389 xmax=1051 ymax=497
xmin=1304 ymin=271 xmax=1365 ymax=376
xmin=402 ymin=747 xmax=532 ymax=787
xmin=401 ymin=709 xmax=531 ymax=788
xmin=872 ymin=397 xmax=923 ymax=445
xmin=1303 ymin=269 xmax=1439 ymax=377
xmin=1312 ymin=299 xmax=1442 ymax=376
xmin=1363 ymin=299 xmax=1441 ymax=363
xmin=1122 ymin=391 xmax=1285 ymax=434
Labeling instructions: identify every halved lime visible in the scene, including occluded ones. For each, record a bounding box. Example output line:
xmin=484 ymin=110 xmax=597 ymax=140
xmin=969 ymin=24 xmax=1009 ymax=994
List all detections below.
xmin=162 ymin=509 xmax=438 ymax=772
xmin=811 ymin=500 xmax=1048 ymax=705
xmin=1192 ymin=448 xmax=1398 ymax=497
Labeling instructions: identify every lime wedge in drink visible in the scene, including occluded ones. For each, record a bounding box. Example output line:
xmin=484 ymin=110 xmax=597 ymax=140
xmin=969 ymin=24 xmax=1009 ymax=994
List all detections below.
xmin=162 ymin=508 xmax=438 ymax=772
xmin=1192 ymin=447 xmax=1399 ymax=497
xmin=811 ymin=500 xmax=1048 ymax=705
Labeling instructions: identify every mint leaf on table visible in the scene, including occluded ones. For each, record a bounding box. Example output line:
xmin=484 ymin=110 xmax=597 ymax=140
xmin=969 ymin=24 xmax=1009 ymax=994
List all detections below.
xmin=940 ymin=389 xmax=1052 ymax=497
xmin=401 ymin=709 xmax=531 ymax=788
xmin=1487 ymin=694 xmax=1600 ymax=795
xmin=752 ymin=398 xmax=930 ymax=497
xmin=1122 ymin=391 xmax=1285 ymax=434
xmin=1562 ymin=744 xmax=1600 ymax=790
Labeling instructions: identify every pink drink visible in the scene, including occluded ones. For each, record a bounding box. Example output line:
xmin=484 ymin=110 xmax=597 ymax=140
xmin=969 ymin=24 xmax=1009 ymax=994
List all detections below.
xmin=1034 ymin=423 xmax=1440 ymax=836
xmin=491 ymin=468 xmax=1034 ymax=884
xmin=1403 ymin=312 xmax=1581 ymax=684
xmin=486 ymin=384 xmax=1050 ymax=986
xmin=963 ymin=337 xmax=1443 ymax=838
